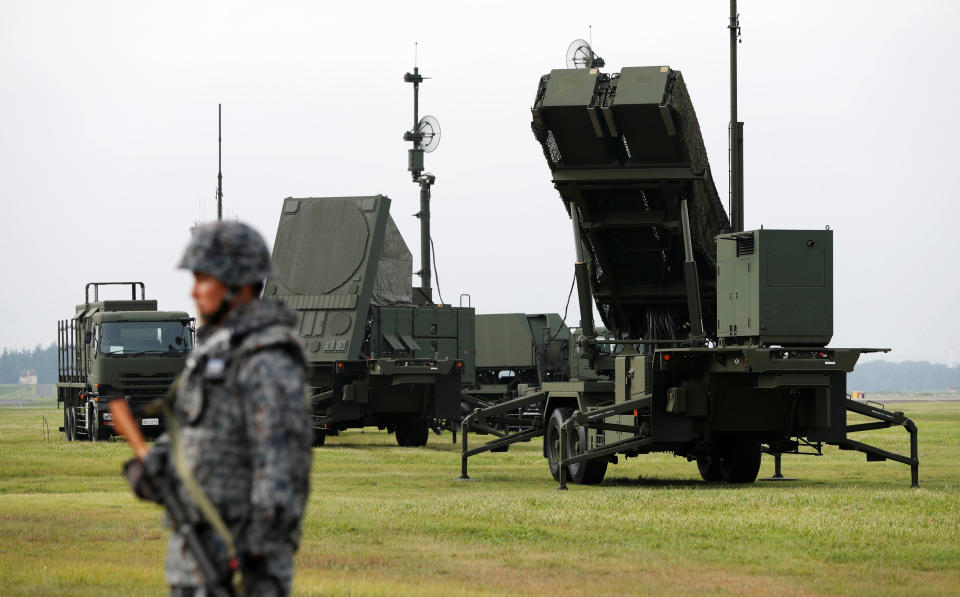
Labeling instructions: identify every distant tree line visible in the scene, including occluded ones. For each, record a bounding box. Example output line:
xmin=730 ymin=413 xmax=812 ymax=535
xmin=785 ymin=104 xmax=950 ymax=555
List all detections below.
xmin=848 ymin=360 xmax=960 ymax=393
xmin=0 ymin=344 xmax=57 ymax=384
xmin=0 ymin=345 xmax=957 ymax=392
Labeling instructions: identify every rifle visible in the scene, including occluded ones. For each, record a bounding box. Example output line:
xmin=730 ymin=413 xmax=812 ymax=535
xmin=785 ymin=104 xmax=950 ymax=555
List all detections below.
xmin=111 ymin=399 xmax=238 ymax=597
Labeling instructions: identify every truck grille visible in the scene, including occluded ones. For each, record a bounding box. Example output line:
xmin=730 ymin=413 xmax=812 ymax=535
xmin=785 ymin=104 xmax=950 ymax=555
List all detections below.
xmin=116 ymin=373 xmax=176 ymax=397
xmin=119 ymin=373 xmax=175 ymax=385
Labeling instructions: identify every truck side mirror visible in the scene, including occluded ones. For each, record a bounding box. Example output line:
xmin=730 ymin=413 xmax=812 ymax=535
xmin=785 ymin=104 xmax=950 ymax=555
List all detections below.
xmin=84 ymin=330 xmax=93 ymax=345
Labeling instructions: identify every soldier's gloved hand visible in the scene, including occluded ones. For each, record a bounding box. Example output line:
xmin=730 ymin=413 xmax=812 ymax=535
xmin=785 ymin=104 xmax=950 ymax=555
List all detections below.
xmin=123 ymin=458 xmax=163 ymax=504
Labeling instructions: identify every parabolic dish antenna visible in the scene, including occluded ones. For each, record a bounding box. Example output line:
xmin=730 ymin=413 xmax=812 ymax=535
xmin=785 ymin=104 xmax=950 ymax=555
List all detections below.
xmin=566 ymin=39 xmax=594 ymax=69
xmin=417 ymin=114 xmax=441 ymax=153
xmin=565 ymin=38 xmax=605 ymax=69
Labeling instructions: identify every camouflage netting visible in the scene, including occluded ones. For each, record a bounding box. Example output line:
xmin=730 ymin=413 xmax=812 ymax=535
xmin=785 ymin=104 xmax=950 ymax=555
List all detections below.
xmin=670 ymin=71 xmax=731 ymax=269
xmin=371 ymin=216 xmax=414 ymax=306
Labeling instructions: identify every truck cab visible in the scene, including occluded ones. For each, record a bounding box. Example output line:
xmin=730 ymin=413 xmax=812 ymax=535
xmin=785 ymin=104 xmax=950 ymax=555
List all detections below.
xmin=57 ymin=282 xmax=192 ymax=441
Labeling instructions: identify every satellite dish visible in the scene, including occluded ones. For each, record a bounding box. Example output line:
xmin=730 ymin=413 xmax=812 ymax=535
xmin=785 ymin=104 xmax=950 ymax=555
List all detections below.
xmin=566 ymin=39 xmax=593 ymax=69
xmin=565 ymin=38 xmax=605 ymax=69
xmin=417 ymin=115 xmax=441 ymax=153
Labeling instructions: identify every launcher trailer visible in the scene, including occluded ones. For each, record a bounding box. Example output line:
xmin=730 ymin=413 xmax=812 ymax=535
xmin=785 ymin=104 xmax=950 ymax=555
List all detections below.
xmin=458 ymin=49 xmax=918 ymax=487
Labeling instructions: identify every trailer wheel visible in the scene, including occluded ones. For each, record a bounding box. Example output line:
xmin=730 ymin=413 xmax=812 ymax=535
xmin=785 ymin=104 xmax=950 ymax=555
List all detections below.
xmin=697 ymin=439 xmax=762 ymax=483
xmin=396 ymin=418 xmax=429 ymax=447
xmin=566 ymin=421 xmax=608 ymax=485
xmin=696 ymin=453 xmax=724 ymax=482
xmin=546 ymin=407 xmax=572 ymax=482
xmin=720 ymin=438 xmax=762 ymax=483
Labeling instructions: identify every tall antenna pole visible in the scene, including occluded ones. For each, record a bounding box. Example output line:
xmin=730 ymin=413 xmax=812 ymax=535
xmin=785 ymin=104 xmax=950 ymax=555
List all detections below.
xmin=729 ymin=1 xmax=744 ymax=232
xmin=404 ymin=49 xmax=435 ymax=303
xmin=217 ymin=104 xmax=223 ymax=222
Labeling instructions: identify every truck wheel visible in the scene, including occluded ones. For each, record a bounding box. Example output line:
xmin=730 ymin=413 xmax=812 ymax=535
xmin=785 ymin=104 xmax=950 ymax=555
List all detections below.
xmin=89 ymin=408 xmax=109 ymax=442
xmin=70 ymin=406 xmax=79 ymax=441
xmin=396 ymin=418 xmax=429 ymax=447
xmin=313 ymin=429 xmax=326 ymax=447
xmin=89 ymin=407 xmax=98 ymax=442
xmin=64 ymin=407 xmax=75 ymax=442
xmin=566 ymin=423 xmax=608 ymax=485
xmin=545 ymin=407 xmax=573 ymax=482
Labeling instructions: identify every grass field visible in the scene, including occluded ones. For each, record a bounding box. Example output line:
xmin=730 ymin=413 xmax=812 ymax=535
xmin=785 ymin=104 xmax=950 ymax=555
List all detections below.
xmin=1 ymin=402 xmax=957 ymax=596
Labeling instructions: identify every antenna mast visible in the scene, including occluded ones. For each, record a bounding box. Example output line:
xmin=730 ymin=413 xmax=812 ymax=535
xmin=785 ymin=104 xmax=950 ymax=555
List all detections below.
xmin=729 ymin=1 xmax=744 ymax=231
xmin=403 ymin=46 xmax=442 ymax=304
xmin=217 ymin=103 xmax=223 ymax=222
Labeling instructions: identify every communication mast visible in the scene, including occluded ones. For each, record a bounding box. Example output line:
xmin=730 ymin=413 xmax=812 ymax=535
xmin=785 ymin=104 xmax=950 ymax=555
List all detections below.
xmin=403 ymin=45 xmax=442 ymax=303
xmin=729 ymin=1 xmax=744 ymax=231
xmin=217 ymin=103 xmax=223 ymax=222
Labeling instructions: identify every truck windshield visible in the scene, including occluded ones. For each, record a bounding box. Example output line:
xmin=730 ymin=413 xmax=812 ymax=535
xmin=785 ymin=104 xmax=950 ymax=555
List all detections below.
xmin=99 ymin=321 xmax=194 ymax=355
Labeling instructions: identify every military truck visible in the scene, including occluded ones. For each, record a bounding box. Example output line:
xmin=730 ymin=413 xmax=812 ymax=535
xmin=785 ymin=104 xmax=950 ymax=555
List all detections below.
xmin=57 ymin=282 xmax=193 ymax=441
xmin=265 ymin=195 xmax=474 ymax=447
xmin=458 ymin=34 xmax=919 ymax=486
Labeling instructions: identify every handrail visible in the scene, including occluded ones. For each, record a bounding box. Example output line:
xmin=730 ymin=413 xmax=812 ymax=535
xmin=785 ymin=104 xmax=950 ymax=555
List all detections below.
xmin=85 ymin=281 xmax=146 ymax=304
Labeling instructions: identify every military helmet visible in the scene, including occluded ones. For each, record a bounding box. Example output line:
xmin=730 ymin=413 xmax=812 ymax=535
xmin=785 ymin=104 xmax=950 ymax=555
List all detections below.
xmin=178 ymin=221 xmax=271 ymax=287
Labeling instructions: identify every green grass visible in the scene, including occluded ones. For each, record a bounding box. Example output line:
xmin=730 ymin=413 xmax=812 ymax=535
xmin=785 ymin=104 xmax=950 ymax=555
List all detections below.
xmin=1 ymin=402 xmax=958 ymax=596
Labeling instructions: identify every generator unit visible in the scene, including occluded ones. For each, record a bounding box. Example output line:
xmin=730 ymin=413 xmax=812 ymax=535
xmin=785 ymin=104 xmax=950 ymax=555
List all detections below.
xmin=717 ymin=229 xmax=832 ymax=346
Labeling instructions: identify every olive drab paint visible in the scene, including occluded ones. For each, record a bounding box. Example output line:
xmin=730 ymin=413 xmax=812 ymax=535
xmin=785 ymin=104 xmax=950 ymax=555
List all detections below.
xmin=458 ymin=14 xmax=919 ymax=487
xmin=57 ymin=282 xmax=192 ymax=442
xmin=265 ymin=196 xmax=474 ymax=447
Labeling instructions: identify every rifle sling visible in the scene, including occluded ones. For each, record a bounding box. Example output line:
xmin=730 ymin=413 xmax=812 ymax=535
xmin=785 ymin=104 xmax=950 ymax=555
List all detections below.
xmin=162 ymin=374 xmax=244 ymax=594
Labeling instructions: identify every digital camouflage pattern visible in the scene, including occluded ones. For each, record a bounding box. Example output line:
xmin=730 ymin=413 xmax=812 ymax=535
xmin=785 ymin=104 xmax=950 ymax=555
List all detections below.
xmin=143 ymin=298 xmax=311 ymax=595
xmin=179 ymin=221 xmax=272 ymax=288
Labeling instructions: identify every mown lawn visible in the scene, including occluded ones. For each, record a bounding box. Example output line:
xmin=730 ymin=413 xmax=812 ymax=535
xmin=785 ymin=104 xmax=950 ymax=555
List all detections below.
xmin=0 ymin=401 xmax=957 ymax=596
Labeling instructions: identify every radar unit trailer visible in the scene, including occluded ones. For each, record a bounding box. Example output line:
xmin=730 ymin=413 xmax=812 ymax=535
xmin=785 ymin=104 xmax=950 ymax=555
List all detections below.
xmin=458 ymin=48 xmax=918 ymax=487
xmin=265 ymin=196 xmax=474 ymax=447
xmin=57 ymin=282 xmax=193 ymax=441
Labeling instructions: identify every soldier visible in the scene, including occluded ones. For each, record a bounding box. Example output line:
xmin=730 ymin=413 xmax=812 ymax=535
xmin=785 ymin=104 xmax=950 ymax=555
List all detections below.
xmin=124 ymin=221 xmax=312 ymax=596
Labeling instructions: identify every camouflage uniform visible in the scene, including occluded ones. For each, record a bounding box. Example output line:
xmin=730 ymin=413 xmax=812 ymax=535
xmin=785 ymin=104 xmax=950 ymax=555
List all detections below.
xmin=138 ymin=222 xmax=312 ymax=597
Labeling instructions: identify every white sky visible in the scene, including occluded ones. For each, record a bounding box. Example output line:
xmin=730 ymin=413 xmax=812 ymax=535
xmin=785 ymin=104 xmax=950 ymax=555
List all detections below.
xmin=2 ymin=1 xmax=958 ymax=364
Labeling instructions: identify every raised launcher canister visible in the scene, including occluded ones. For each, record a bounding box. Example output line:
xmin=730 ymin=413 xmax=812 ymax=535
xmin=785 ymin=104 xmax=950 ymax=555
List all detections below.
xmin=265 ymin=196 xmax=475 ymax=447
xmin=458 ymin=62 xmax=918 ymax=487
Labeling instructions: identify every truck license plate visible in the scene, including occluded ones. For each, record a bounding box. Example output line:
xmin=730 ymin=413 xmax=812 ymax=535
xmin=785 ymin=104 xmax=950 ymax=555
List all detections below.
xmin=142 ymin=418 xmax=159 ymax=426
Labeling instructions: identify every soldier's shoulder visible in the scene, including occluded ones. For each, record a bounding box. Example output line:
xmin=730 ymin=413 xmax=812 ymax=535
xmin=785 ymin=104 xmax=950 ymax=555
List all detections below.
xmin=232 ymin=300 xmax=302 ymax=354
xmin=236 ymin=346 xmax=303 ymax=378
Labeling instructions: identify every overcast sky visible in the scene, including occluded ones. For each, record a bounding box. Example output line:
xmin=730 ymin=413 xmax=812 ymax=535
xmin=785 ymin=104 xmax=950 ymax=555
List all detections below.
xmin=2 ymin=1 xmax=958 ymax=364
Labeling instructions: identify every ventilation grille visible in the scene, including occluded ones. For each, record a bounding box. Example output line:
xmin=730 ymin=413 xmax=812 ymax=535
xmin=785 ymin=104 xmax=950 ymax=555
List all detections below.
xmin=736 ymin=234 xmax=755 ymax=257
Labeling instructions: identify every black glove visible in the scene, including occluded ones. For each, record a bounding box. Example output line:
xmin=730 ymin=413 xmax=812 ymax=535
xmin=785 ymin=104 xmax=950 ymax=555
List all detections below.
xmin=123 ymin=458 xmax=163 ymax=504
